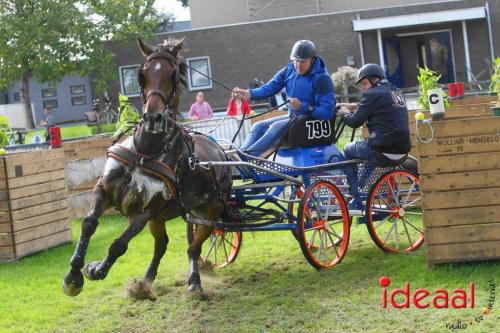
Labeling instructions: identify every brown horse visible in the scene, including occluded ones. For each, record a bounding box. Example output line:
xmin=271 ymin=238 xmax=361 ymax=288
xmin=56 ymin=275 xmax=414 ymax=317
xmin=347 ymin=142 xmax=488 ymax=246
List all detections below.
xmin=63 ymin=38 xmax=232 ymax=296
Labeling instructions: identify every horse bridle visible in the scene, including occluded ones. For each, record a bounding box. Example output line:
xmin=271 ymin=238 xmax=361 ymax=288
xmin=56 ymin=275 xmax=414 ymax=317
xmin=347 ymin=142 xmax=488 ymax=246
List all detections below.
xmin=139 ymin=51 xmax=180 ymax=112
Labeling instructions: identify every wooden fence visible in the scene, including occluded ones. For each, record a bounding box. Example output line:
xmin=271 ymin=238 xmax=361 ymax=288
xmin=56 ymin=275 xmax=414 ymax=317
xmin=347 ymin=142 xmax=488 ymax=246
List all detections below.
xmin=417 ymin=115 xmax=500 ymax=266
xmin=0 ymin=149 xmax=72 ymax=261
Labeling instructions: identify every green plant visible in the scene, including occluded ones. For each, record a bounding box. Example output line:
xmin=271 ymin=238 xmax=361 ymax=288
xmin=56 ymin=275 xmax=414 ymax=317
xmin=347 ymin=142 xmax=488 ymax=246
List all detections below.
xmin=0 ymin=116 xmax=10 ymax=147
xmin=114 ymin=94 xmax=140 ymax=139
xmin=490 ymin=57 xmax=500 ymax=104
xmin=417 ymin=67 xmax=450 ymax=111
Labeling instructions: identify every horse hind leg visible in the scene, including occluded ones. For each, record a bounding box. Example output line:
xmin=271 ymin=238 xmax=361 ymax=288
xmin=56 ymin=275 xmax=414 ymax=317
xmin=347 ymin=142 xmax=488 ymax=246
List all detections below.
xmin=63 ymin=185 xmax=110 ymax=297
xmin=144 ymin=220 xmax=169 ymax=282
xmin=83 ymin=210 xmax=151 ymax=281
xmin=186 ymin=202 xmax=224 ymax=292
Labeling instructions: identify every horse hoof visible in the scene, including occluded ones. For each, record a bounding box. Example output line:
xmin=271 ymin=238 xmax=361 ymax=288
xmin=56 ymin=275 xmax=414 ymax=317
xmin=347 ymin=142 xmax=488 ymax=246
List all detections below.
xmin=83 ymin=261 xmax=103 ymax=280
xmin=188 ymin=284 xmax=203 ymax=292
xmin=63 ymin=270 xmax=84 ymax=296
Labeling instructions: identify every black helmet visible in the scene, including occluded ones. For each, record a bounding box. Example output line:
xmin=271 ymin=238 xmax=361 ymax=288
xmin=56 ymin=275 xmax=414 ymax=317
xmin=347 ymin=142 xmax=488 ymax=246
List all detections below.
xmin=355 ymin=63 xmax=386 ymax=84
xmin=290 ymin=40 xmax=316 ymax=60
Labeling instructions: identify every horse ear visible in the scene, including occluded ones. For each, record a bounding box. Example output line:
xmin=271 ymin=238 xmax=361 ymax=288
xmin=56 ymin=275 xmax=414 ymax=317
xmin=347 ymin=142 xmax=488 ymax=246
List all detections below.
xmin=137 ymin=38 xmax=156 ymax=56
xmin=172 ymin=37 xmax=185 ymax=57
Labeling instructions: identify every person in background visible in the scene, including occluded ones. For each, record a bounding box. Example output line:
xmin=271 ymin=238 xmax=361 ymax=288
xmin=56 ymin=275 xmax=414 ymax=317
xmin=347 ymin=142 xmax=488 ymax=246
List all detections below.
xmin=226 ymin=92 xmax=252 ymax=117
xmin=40 ymin=107 xmax=56 ymax=141
xmin=188 ymin=91 xmax=213 ymax=121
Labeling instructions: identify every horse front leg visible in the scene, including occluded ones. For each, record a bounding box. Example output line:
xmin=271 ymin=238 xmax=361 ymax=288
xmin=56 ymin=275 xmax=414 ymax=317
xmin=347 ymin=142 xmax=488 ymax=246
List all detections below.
xmin=83 ymin=210 xmax=151 ymax=281
xmin=63 ymin=185 xmax=109 ymax=296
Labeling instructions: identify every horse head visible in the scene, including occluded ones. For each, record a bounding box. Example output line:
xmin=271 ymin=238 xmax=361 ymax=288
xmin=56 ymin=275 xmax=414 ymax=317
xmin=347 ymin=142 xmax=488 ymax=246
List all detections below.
xmin=137 ymin=38 xmax=186 ymax=135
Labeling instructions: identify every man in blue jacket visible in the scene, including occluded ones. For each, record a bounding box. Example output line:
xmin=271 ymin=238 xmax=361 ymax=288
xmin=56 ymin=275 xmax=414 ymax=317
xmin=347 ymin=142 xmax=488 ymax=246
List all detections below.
xmin=234 ymin=40 xmax=335 ymax=157
xmin=338 ymin=63 xmax=411 ymax=209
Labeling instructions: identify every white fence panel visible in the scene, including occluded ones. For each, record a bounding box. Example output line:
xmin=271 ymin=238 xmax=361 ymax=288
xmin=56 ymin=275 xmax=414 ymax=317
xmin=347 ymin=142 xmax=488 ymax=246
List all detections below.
xmin=184 ymin=117 xmax=251 ymax=147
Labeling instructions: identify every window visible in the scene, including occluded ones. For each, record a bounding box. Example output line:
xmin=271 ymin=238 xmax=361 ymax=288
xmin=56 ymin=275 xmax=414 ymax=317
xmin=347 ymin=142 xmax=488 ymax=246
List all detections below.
xmin=70 ymin=84 xmax=86 ymax=94
xmin=43 ymin=99 xmax=58 ymax=109
xmin=119 ymin=65 xmax=141 ymax=97
xmin=187 ymin=56 xmax=212 ymax=91
xmin=71 ymin=96 xmax=86 ymax=106
xmin=13 ymin=92 xmax=21 ymax=102
xmin=42 ymin=88 xmax=57 ymax=98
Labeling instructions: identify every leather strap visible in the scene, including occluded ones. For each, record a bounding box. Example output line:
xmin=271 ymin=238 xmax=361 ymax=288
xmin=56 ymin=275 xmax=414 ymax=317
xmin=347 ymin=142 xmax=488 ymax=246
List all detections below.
xmin=107 ymin=144 xmax=177 ymax=198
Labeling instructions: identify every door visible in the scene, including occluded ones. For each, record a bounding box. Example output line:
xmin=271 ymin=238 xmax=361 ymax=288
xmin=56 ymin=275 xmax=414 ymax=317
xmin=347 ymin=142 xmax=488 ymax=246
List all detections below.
xmin=424 ymin=32 xmax=455 ymax=83
xmin=383 ymin=37 xmax=404 ymax=88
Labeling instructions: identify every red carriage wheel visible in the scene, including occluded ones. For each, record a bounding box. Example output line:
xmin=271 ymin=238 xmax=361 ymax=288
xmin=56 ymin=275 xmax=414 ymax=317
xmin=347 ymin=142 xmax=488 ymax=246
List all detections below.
xmin=296 ymin=180 xmax=350 ymax=269
xmin=365 ymin=170 xmax=424 ymax=253
xmin=187 ymin=223 xmax=242 ymax=268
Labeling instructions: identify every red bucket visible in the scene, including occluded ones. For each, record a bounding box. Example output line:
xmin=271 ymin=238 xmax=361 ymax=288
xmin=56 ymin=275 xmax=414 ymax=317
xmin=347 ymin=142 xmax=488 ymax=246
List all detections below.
xmin=49 ymin=127 xmax=62 ymax=148
xmin=456 ymin=82 xmax=465 ymax=96
xmin=447 ymin=83 xmax=457 ymax=98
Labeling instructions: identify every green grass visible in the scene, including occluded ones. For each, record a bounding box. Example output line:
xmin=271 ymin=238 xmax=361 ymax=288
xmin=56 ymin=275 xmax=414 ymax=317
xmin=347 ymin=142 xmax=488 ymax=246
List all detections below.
xmin=0 ymin=215 xmax=498 ymax=333
xmin=23 ymin=124 xmax=116 ymax=143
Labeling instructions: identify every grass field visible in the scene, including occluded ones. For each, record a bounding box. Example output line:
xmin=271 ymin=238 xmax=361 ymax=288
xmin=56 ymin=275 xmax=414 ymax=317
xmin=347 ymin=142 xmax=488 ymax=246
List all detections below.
xmin=0 ymin=215 xmax=498 ymax=333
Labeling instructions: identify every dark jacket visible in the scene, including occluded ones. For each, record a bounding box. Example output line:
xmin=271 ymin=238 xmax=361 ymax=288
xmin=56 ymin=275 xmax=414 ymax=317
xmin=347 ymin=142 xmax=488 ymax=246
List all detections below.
xmin=249 ymin=56 xmax=335 ymax=120
xmin=340 ymin=80 xmax=411 ymax=154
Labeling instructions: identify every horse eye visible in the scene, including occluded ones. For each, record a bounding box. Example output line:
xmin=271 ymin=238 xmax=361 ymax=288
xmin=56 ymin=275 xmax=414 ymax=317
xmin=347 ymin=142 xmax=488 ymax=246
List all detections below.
xmin=142 ymin=113 xmax=147 ymax=121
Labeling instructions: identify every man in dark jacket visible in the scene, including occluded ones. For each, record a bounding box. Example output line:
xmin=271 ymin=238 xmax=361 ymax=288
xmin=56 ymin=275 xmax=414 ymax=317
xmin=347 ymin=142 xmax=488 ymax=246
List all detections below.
xmin=234 ymin=40 xmax=335 ymax=157
xmin=337 ymin=63 xmax=411 ymax=209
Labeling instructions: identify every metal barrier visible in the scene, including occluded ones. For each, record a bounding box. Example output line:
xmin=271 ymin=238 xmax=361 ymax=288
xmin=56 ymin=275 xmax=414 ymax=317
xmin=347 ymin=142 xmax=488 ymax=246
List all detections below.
xmin=184 ymin=117 xmax=251 ymax=147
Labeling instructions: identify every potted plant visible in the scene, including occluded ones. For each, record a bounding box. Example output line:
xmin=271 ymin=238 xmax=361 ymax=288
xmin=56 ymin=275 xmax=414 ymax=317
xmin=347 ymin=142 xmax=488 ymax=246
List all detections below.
xmin=490 ymin=57 xmax=500 ymax=116
xmin=416 ymin=66 xmax=450 ymax=112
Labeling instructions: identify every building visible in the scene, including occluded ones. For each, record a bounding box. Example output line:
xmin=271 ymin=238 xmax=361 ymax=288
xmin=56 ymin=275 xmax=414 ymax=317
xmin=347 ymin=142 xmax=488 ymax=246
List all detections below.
xmin=6 ymin=76 xmax=93 ymax=126
xmin=105 ymin=0 xmax=500 ymax=113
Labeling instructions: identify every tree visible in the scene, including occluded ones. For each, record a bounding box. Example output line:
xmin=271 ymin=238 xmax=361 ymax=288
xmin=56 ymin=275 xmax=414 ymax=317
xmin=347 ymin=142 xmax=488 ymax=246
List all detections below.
xmin=0 ymin=0 xmax=160 ymax=128
xmin=178 ymin=0 xmax=189 ymax=6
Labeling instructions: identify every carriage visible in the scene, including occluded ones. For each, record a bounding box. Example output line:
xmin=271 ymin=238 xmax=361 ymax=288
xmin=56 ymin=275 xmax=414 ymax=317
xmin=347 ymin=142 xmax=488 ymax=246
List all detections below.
xmin=186 ymin=118 xmax=424 ymax=269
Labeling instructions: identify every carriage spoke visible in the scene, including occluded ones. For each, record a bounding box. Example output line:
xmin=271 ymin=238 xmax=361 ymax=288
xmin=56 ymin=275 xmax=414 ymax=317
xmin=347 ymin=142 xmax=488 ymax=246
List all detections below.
xmin=402 ymin=217 xmax=423 ymax=234
xmin=327 ymin=224 xmax=342 ymax=239
xmin=403 ymin=197 xmax=421 ymax=209
xmin=401 ymin=218 xmax=414 ymax=246
xmin=308 ymin=229 xmax=318 ymax=249
xmin=403 ymin=181 xmax=416 ymax=206
xmin=371 ymin=208 xmax=394 ymax=213
xmin=316 ymin=232 xmax=324 ymax=260
xmin=403 ymin=211 xmax=422 ymax=216
xmin=326 ymin=229 xmax=340 ymax=258
xmin=387 ymin=180 xmax=399 ymax=206
xmin=375 ymin=214 xmax=392 ymax=229
xmin=394 ymin=219 xmax=400 ymax=250
xmin=203 ymin=235 xmax=217 ymax=262
xmin=221 ymin=237 xmax=229 ymax=262
xmin=223 ymin=237 xmax=238 ymax=250
xmin=383 ymin=220 xmax=396 ymax=244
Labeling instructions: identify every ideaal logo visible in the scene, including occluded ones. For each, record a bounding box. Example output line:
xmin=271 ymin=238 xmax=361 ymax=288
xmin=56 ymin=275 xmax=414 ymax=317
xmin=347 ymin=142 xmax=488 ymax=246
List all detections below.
xmin=378 ymin=276 xmax=496 ymax=330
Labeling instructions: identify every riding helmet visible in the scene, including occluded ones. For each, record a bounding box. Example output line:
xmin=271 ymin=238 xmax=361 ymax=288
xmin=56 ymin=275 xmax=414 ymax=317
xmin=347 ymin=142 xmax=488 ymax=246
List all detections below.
xmin=290 ymin=40 xmax=316 ymax=60
xmin=355 ymin=63 xmax=386 ymax=84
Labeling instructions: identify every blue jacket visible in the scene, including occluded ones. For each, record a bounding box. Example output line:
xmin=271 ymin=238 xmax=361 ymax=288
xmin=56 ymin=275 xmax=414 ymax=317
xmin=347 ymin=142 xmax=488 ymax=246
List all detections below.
xmin=249 ymin=56 xmax=335 ymax=120
xmin=340 ymin=80 xmax=412 ymax=154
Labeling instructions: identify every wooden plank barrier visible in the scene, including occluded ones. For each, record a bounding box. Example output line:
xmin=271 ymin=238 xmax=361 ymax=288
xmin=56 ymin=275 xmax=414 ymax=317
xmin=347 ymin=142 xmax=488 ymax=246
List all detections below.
xmin=361 ymin=100 xmax=494 ymax=158
xmin=0 ymin=148 xmax=72 ymax=261
xmin=62 ymin=135 xmax=117 ymax=219
xmin=416 ymin=115 xmax=500 ymax=266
